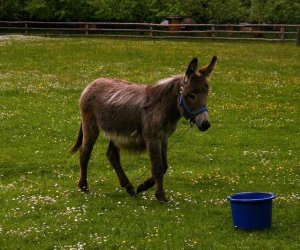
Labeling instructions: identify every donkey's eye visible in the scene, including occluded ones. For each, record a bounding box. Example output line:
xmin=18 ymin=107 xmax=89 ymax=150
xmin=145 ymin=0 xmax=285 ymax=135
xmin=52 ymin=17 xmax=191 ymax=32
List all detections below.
xmin=188 ymin=94 xmax=197 ymax=100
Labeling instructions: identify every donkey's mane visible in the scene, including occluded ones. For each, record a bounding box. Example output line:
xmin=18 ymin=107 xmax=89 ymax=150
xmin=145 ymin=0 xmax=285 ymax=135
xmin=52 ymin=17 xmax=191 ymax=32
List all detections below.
xmin=156 ymin=75 xmax=183 ymax=86
xmin=145 ymin=75 xmax=183 ymax=108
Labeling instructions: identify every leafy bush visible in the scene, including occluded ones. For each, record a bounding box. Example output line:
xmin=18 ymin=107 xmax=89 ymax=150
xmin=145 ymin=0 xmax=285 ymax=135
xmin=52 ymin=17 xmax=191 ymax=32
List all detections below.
xmin=0 ymin=0 xmax=299 ymax=23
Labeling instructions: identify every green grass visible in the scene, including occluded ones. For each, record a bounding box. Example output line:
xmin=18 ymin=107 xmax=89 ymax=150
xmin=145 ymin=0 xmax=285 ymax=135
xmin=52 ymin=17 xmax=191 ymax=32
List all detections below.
xmin=1 ymin=35 xmax=299 ymax=249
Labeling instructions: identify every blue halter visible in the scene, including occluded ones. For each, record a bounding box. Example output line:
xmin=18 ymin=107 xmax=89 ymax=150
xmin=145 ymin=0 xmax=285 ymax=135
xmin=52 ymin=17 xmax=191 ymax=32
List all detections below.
xmin=179 ymin=95 xmax=208 ymax=121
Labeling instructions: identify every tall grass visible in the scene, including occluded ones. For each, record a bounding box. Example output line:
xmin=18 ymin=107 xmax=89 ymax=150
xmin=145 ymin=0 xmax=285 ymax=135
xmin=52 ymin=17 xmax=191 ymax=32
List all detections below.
xmin=1 ymin=35 xmax=299 ymax=249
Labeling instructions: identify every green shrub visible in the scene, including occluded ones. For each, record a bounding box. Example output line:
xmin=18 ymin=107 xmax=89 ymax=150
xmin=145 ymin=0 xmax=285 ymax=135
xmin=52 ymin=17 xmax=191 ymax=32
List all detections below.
xmin=0 ymin=0 xmax=299 ymax=23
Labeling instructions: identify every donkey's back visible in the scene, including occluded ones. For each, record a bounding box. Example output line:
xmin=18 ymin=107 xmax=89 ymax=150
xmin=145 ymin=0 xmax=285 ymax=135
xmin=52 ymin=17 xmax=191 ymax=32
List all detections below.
xmin=79 ymin=78 xmax=147 ymax=151
xmin=80 ymin=78 xmax=147 ymax=112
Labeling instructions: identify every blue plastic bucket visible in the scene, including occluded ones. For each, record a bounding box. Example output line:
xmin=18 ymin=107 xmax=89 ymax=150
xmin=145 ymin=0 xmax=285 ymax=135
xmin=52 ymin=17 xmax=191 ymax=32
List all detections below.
xmin=228 ymin=192 xmax=275 ymax=230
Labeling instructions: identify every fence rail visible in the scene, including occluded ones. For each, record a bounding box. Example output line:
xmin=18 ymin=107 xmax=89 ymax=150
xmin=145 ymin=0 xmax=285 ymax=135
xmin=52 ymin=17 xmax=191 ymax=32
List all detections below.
xmin=0 ymin=21 xmax=299 ymax=42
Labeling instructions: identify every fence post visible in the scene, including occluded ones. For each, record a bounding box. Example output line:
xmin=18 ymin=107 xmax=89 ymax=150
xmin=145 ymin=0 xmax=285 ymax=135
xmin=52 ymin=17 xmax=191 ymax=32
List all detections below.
xmin=280 ymin=26 xmax=285 ymax=42
xmin=150 ymin=23 xmax=155 ymax=42
xmin=25 ymin=21 xmax=28 ymax=35
xmin=150 ymin=23 xmax=153 ymax=38
xmin=211 ymin=25 xmax=215 ymax=40
xmin=85 ymin=23 xmax=89 ymax=36
xmin=297 ymin=26 xmax=300 ymax=46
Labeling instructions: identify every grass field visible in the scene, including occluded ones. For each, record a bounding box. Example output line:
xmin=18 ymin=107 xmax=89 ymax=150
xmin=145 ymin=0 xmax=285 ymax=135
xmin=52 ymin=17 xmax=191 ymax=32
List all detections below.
xmin=1 ymin=35 xmax=299 ymax=249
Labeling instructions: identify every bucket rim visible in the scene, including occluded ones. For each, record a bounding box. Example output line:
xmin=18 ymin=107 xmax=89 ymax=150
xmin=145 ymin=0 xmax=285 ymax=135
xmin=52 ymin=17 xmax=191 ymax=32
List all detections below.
xmin=228 ymin=192 xmax=275 ymax=202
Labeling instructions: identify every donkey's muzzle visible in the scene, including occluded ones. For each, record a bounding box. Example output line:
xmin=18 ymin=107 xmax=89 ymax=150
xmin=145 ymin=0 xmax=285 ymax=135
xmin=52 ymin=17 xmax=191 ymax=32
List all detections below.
xmin=198 ymin=120 xmax=211 ymax=132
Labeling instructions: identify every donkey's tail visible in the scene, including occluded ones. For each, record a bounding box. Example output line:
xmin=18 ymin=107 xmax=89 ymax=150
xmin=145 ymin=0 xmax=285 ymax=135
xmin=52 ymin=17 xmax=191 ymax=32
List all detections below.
xmin=70 ymin=123 xmax=83 ymax=154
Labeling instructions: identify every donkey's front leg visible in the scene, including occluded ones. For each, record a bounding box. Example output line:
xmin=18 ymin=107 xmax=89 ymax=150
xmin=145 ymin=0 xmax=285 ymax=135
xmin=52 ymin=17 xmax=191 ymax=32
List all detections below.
xmin=147 ymin=139 xmax=168 ymax=202
xmin=136 ymin=138 xmax=168 ymax=195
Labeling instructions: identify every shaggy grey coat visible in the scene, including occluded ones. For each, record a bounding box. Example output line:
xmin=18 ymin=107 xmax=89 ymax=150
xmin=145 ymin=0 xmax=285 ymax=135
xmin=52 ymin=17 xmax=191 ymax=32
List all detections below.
xmin=71 ymin=57 xmax=217 ymax=202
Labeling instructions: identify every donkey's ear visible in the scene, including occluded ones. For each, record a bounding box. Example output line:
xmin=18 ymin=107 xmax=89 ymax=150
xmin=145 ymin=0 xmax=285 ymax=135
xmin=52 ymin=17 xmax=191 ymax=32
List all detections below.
xmin=185 ymin=58 xmax=198 ymax=80
xmin=198 ymin=56 xmax=217 ymax=78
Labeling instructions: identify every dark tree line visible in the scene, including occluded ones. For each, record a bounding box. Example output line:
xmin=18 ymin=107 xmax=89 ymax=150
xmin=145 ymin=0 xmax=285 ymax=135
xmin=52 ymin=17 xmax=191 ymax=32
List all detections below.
xmin=0 ymin=0 xmax=299 ymax=23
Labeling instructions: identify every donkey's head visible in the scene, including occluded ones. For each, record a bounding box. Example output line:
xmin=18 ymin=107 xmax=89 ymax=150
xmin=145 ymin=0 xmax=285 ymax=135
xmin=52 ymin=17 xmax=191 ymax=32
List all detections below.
xmin=179 ymin=56 xmax=217 ymax=131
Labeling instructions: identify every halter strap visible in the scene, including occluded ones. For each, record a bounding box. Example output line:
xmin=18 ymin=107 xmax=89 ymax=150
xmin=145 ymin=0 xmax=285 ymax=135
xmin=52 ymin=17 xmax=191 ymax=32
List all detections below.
xmin=178 ymin=78 xmax=208 ymax=120
xmin=179 ymin=95 xmax=208 ymax=120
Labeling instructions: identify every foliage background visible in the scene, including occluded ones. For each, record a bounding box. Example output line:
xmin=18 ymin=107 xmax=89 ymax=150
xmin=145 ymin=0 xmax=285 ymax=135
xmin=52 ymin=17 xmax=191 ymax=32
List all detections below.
xmin=0 ymin=0 xmax=299 ymax=23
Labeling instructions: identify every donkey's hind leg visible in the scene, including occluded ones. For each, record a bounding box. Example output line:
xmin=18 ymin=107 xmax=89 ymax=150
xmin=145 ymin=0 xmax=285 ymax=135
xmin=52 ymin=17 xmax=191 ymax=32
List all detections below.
xmin=78 ymin=120 xmax=99 ymax=193
xmin=106 ymin=140 xmax=136 ymax=197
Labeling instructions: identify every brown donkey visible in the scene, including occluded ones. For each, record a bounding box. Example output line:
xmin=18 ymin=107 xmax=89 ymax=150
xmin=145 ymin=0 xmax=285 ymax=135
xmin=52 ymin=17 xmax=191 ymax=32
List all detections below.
xmin=71 ymin=57 xmax=217 ymax=202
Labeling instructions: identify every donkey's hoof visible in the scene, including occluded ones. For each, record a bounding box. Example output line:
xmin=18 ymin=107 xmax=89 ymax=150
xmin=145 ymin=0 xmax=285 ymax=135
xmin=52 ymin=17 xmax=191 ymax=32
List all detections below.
xmin=127 ymin=188 xmax=136 ymax=197
xmin=125 ymin=184 xmax=136 ymax=197
xmin=155 ymin=193 xmax=169 ymax=203
xmin=78 ymin=180 xmax=89 ymax=193
xmin=79 ymin=186 xmax=90 ymax=193
xmin=137 ymin=178 xmax=155 ymax=194
xmin=158 ymin=197 xmax=169 ymax=203
xmin=136 ymin=183 xmax=147 ymax=194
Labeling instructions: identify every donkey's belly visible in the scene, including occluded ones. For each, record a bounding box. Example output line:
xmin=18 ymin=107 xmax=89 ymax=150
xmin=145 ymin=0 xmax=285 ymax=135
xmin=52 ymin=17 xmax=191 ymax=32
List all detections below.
xmin=104 ymin=132 xmax=146 ymax=152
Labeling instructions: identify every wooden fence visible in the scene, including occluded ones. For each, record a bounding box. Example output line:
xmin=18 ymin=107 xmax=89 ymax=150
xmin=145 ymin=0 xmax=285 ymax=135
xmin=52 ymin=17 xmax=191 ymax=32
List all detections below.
xmin=0 ymin=21 xmax=299 ymax=42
